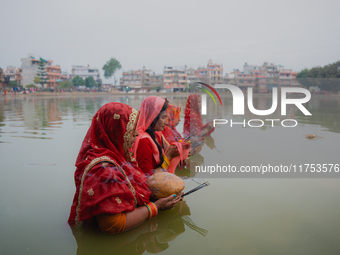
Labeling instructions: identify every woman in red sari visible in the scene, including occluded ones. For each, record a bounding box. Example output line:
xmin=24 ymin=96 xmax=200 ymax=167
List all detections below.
xmin=162 ymin=104 xmax=183 ymax=143
xmin=183 ymin=94 xmax=214 ymax=138
xmin=68 ymin=102 xmax=181 ymax=234
xmin=133 ymin=96 xmax=188 ymax=176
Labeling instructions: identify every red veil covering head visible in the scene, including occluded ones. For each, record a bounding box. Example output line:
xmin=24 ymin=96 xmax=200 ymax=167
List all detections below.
xmin=133 ymin=96 xmax=166 ymax=166
xmin=68 ymin=102 xmax=150 ymax=224
xmin=183 ymin=94 xmax=204 ymax=137
xmin=162 ymin=104 xmax=183 ymax=143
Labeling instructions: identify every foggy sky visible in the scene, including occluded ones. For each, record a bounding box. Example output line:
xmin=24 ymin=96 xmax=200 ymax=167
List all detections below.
xmin=1 ymin=0 xmax=340 ymax=83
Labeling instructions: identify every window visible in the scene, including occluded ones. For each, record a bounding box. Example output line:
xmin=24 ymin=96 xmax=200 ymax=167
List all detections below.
xmin=167 ymin=77 xmax=170 ymax=79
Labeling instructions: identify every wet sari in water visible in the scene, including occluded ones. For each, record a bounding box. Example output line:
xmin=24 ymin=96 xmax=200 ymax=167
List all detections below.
xmin=68 ymin=102 xmax=150 ymax=226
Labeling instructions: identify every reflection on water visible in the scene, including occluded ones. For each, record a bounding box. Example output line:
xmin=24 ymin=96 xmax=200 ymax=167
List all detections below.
xmin=71 ymin=201 xmax=201 ymax=255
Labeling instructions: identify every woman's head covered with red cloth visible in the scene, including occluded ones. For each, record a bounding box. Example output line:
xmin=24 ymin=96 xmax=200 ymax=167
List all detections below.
xmin=162 ymin=104 xmax=182 ymax=143
xmin=68 ymin=102 xmax=151 ymax=224
xmin=183 ymin=94 xmax=204 ymax=137
xmin=133 ymin=96 xmax=167 ymax=167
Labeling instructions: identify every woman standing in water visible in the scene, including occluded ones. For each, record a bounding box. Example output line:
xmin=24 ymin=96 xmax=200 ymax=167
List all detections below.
xmin=162 ymin=104 xmax=183 ymax=143
xmin=183 ymin=94 xmax=214 ymax=138
xmin=68 ymin=102 xmax=181 ymax=234
xmin=133 ymin=96 xmax=189 ymax=176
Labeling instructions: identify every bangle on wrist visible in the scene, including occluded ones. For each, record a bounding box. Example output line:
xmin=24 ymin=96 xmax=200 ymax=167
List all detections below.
xmin=145 ymin=202 xmax=158 ymax=219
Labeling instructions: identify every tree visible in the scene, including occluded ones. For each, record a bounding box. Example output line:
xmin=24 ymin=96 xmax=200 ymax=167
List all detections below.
xmin=9 ymin=80 xmax=18 ymax=87
xmin=296 ymin=61 xmax=340 ymax=92
xmin=60 ymin=81 xmax=73 ymax=89
xmin=37 ymin=59 xmax=48 ymax=87
xmin=25 ymin=84 xmax=36 ymax=88
xmin=72 ymin=75 xmax=85 ymax=87
xmin=102 ymin=58 xmax=122 ymax=86
xmin=85 ymin=76 xmax=96 ymax=88
xmin=34 ymin=76 xmax=41 ymax=86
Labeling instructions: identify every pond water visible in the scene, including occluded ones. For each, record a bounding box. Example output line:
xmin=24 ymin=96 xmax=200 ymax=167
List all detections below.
xmin=1 ymin=94 xmax=340 ymax=255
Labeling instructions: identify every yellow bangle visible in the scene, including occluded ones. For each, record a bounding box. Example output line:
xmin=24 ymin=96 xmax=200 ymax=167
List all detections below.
xmin=161 ymin=161 xmax=169 ymax=170
xmin=163 ymin=154 xmax=171 ymax=165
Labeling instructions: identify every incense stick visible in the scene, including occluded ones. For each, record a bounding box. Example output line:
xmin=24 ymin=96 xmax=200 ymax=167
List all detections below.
xmin=181 ymin=181 xmax=210 ymax=197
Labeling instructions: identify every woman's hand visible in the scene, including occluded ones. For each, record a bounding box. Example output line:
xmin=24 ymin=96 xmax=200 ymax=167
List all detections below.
xmin=154 ymin=194 xmax=182 ymax=211
xmin=165 ymin=145 xmax=180 ymax=160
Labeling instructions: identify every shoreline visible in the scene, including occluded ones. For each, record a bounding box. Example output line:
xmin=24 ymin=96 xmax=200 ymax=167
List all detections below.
xmin=1 ymin=91 xmax=339 ymax=100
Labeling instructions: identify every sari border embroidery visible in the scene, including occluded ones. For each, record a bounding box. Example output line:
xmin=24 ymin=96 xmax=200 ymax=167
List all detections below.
xmin=75 ymin=156 xmax=137 ymax=224
xmin=123 ymin=108 xmax=139 ymax=162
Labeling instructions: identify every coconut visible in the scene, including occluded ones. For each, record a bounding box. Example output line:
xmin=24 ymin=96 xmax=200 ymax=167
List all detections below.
xmin=147 ymin=172 xmax=185 ymax=201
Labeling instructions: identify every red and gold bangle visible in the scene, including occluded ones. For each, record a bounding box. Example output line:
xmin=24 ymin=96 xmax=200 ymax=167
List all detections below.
xmin=145 ymin=202 xmax=158 ymax=219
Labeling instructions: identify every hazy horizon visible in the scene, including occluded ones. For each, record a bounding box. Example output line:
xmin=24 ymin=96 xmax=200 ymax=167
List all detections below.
xmin=1 ymin=0 xmax=340 ymax=83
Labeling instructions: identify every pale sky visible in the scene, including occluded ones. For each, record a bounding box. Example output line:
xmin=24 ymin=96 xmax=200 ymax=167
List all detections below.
xmin=1 ymin=0 xmax=340 ymax=83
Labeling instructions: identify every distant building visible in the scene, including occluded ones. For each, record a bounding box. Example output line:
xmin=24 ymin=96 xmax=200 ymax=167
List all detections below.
xmin=21 ymin=56 xmax=40 ymax=87
xmin=149 ymin=72 xmax=163 ymax=91
xmin=102 ymin=83 xmax=113 ymax=91
xmin=187 ymin=67 xmax=201 ymax=85
xmin=195 ymin=67 xmax=208 ymax=83
xmin=163 ymin=66 xmax=187 ymax=92
xmin=141 ymin=67 xmax=151 ymax=91
xmin=278 ymin=69 xmax=292 ymax=88
xmin=46 ymin=60 xmax=62 ymax=88
xmin=236 ymin=73 xmax=256 ymax=91
xmin=2 ymin=66 xmax=22 ymax=86
xmin=21 ymin=56 xmax=62 ymax=88
xmin=60 ymin=72 xmax=69 ymax=82
xmin=207 ymin=60 xmax=223 ymax=85
xmin=244 ymin=62 xmax=261 ymax=74
xmin=120 ymin=70 xmax=142 ymax=91
xmin=70 ymin=65 xmax=100 ymax=81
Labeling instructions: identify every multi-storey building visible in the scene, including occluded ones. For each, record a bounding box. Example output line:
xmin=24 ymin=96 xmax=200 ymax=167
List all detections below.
xmin=163 ymin=66 xmax=187 ymax=92
xmin=21 ymin=56 xmax=40 ymax=87
xmin=278 ymin=69 xmax=292 ymax=88
xmin=46 ymin=61 xmax=62 ymax=88
xmin=2 ymin=66 xmax=22 ymax=86
xmin=256 ymin=75 xmax=268 ymax=93
xmin=207 ymin=60 xmax=223 ymax=85
xmin=195 ymin=67 xmax=208 ymax=83
xmin=60 ymin=72 xmax=69 ymax=82
xmin=236 ymin=73 xmax=256 ymax=92
xmin=70 ymin=65 xmax=100 ymax=81
xmin=244 ymin=62 xmax=261 ymax=74
xmin=149 ymin=72 xmax=163 ymax=91
xmin=119 ymin=70 xmax=142 ymax=91
xmin=187 ymin=68 xmax=201 ymax=85
xmin=291 ymin=72 xmax=301 ymax=87
xmin=141 ymin=67 xmax=151 ymax=91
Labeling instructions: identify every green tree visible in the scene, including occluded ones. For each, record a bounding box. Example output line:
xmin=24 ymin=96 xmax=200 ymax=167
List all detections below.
xmin=102 ymin=58 xmax=122 ymax=86
xmin=34 ymin=76 xmax=41 ymax=86
xmin=60 ymin=80 xmax=73 ymax=89
xmin=72 ymin=75 xmax=85 ymax=87
xmin=296 ymin=61 xmax=340 ymax=92
xmin=9 ymin=80 xmax=18 ymax=87
xmin=85 ymin=76 xmax=96 ymax=87
xmin=37 ymin=59 xmax=48 ymax=87
xmin=25 ymin=84 xmax=36 ymax=88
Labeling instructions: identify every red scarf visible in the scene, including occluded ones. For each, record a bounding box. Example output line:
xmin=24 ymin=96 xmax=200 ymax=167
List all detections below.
xmin=162 ymin=104 xmax=183 ymax=143
xmin=183 ymin=94 xmax=205 ymax=137
xmin=68 ymin=102 xmax=151 ymax=223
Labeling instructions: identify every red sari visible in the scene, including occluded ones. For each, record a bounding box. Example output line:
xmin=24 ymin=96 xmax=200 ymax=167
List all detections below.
xmin=183 ymin=94 xmax=214 ymax=137
xmin=68 ymin=102 xmax=151 ymax=225
xmin=133 ymin=97 xmax=189 ymax=175
xmin=162 ymin=104 xmax=183 ymax=143
xmin=132 ymin=96 xmax=166 ymax=176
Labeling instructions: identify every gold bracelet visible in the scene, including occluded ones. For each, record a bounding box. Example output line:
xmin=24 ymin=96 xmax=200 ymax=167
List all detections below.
xmin=163 ymin=154 xmax=171 ymax=165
